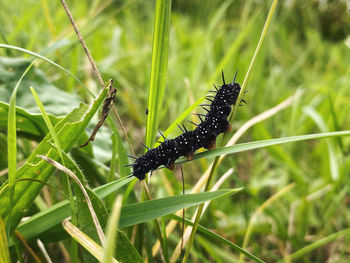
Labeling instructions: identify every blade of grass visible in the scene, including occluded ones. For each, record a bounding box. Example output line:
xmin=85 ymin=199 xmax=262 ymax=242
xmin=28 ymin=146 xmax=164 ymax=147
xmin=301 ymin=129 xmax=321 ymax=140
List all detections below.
xmin=161 ymin=217 xmax=170 ymax=263
xmin=30 ymin=87 xmax=65 ymax=165
xmin=7 ymin=61 xmax=35 ymax=238
xmin=102 ymin=195 xmax=123 ymax=263
xmin=120 ymin=189 xmax=242 ymax=228
xmin=0 ymin=217 xmax=11 ymax=263
xmin=62 ymin=219 xmax=119 ymax=263
xmin=303 ymin=106 xmax=340 ymax=181
xmin=168 ymin=130 xmax=350 ymax=165
xmin=280 ymin=227 xmax=350 ymax=262
xmin=143 ymin=0 xmax=172 ymax=259
xmin=30 ymin=86 xmax=79 ymax=260
xmin=167 ymin=214 xmax=265 ymax=263
xmin=145 ymin=0 xmax=172 ymax=147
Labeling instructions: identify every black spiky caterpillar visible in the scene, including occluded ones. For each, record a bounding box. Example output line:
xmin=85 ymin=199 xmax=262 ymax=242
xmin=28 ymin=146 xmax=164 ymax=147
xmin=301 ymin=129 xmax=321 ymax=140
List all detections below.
xmin=129 ymin=72 xmax=242 ymax=180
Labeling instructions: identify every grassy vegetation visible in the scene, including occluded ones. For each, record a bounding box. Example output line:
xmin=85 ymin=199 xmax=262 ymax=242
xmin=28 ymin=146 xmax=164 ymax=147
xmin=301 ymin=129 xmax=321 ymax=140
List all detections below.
xmin=0 ymin=0 xmax=350 ymax=262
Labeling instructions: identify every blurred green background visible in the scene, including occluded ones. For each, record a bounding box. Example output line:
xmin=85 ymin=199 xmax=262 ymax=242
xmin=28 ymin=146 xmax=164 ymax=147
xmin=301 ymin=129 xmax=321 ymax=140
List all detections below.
xmin=1 ymin=0 xmax=350 ymax=262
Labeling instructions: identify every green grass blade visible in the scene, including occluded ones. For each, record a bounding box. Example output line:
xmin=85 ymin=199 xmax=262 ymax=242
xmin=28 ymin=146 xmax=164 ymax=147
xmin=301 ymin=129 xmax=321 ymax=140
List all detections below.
xmin=119 ymin=188 xmax=242 ymax=228
xmin=7 ymin=62 xmax=35 ymax=237
xmin=168 ymin=214 xmax=265 ymax=263
xmin=0 ymin=217 xmax=11 ymax=263
xmin=145 ymin=0 xmax=172 ymax=147
xmin=232 ymin=0 xmax=279 ymax=119
xmin=303 ymin=106 xmax=340 ymax=180
xmin=30 ymin=87 xmax=65 ymax=163
xmin=102 ymin=195 xmax=123 ymax=263
xmin=62 ymin=220 xmax=119 ymax=263
xmin=175 ymin=131 xmax=350 ymax=165
xmin=280 ymin=227 xmax=350 ymax=262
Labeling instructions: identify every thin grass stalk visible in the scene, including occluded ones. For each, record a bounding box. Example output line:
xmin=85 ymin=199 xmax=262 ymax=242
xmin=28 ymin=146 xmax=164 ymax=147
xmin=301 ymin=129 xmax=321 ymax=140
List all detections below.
xmin=139 ymin=0 xmax=172 ymax=259
xmin=145 ymin=0 xmax=172 ymax=147
xmin=182 ymin=1 xmax=279 ymax=261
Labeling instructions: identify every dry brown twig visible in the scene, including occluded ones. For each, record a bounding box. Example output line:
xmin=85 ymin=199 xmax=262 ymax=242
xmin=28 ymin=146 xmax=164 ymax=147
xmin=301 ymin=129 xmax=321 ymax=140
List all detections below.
xmin=59 ymin=0 xmax=135 ymax=155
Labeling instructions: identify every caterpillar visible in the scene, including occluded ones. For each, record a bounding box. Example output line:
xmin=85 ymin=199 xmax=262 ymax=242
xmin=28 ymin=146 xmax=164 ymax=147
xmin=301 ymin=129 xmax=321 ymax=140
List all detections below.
xmin=129 ymin=71 xmax=243 ymax=180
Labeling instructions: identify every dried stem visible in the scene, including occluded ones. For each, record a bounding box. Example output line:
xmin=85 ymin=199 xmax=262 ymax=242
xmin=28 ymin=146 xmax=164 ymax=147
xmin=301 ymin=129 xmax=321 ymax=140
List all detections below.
xmin=59 ymin=0 xmax=104 ymax=87
xmin=59 ymin=0 xmax=135 ymax=156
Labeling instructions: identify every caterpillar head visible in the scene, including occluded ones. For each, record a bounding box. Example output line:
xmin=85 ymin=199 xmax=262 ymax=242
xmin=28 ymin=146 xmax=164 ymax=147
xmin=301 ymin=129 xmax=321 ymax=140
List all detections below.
xmin=218 ymin=71 xmax=242 ymax=106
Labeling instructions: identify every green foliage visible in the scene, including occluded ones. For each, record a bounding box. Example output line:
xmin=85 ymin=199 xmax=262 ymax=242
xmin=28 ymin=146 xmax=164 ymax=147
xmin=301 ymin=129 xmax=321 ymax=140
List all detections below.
xmin=1 ymin=0 xmax=350 ymax=262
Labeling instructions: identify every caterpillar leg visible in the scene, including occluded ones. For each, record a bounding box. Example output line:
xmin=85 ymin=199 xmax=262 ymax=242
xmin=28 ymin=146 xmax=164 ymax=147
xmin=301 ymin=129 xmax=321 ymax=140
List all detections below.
xmin=166 ymin=158 xmax=175 ymax=170
xmin=207 ymin=139 xmax=217 ymax=150
xmin=186 ymin=153 xmax=194 ymax=161
xmin=225 ymin=124 xmax=232 ymax=132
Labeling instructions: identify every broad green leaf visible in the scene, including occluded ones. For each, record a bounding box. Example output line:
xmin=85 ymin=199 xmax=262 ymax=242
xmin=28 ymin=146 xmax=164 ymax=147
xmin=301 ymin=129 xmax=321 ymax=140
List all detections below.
xmin=0 ymin=102 xmax=61 ymax=141
xmin=0 ymin=86 xmax=108 ymax=234
xmin=0 ymin=45 xmax=90 ymax=95
xmin=114 ymin=230 xmax=143 ymax=263
xmin=0 ymin=57 xmax=82 ymax=116
xmin=119 ymin=188 xmax=242 ymax=228
xmin=145 ymin=0 xmax=172 ymax=147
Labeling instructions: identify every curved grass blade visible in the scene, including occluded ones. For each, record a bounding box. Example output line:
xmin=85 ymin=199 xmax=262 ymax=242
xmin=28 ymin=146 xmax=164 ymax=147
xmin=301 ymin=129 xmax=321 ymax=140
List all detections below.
xmin=0 ymin=44 xmax=93 ymax=96
xmin=175 ymin=130 xmax=350 ymax=165
xmin=279 ymin=227 xmax=350 ymax=262
xmin=7 ymin=62 xmax=35 ymax=237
